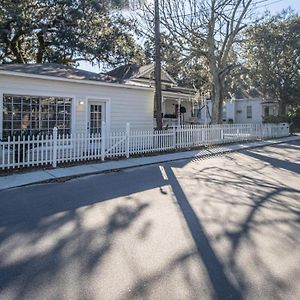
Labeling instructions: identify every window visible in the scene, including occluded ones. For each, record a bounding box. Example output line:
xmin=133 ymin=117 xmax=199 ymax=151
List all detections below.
xmin=3 ymin=95 xmax=72 ymax=138
xmin=222 ymin=107 xmax=227 ymax=121
xmin=264 ymin=106 xmax=270 ymax=117
xmin=246 ymin=105 xmax=252 ymax=119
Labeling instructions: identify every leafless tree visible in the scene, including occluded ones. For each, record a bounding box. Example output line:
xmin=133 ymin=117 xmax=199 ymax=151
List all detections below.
xmin=141 ymin=0 xmax=264 ymax=123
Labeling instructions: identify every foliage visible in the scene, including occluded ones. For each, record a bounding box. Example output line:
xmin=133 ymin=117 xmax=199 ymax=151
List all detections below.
xmin=288 ymin=106 xmax=300 ymax=132
xmin=244 ymin=10 xmax=300 ymax=115
xmin=263 ymin=115 xmax=290 ymax=124
xmin=263 ymin=107 xmax=300 ymax=133
xmin=144 ymin=35 xmax=210 ymax=92
xmin=0 ymin=0 xmax=143 ymax=67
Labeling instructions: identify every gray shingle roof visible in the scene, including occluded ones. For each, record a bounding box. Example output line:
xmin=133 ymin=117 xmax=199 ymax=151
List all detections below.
xmin=106 ymin=63 xmax=153 ymax=80
xmin=0 ymin=63 xmax=122 ymax=83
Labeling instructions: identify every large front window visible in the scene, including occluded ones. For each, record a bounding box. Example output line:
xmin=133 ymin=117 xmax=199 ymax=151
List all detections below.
xmin=2 ymin=94 xmax=72 ymax=138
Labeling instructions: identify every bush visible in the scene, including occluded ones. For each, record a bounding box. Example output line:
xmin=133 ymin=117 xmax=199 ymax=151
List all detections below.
xmin=263 ymin=115 xmax=290 ymax=124
xmin=263 ymin=108 xmax=300 ymax=133
xmin=288 ymin=106 xmax=300 ymax=133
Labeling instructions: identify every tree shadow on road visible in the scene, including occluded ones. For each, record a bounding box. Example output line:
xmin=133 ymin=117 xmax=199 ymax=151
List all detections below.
xmin=243 ymin=148 xmax=300 ymax=175
xmin=0 ymin=142 xmax=299 ymax=300
xmin=164 ymin=166 xmax=242 ymax=300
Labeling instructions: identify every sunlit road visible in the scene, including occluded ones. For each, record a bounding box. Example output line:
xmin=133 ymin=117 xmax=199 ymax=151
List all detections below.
xmin=0 ymin=141 xmax=299 ymax=300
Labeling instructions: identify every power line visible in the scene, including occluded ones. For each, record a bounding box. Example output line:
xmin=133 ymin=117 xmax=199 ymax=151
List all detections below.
xmin=138 ymin=0 xmax=284 ymax=20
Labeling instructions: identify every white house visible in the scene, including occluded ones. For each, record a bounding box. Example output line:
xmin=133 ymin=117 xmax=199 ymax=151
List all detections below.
xmin=106 ymin=64 xmax=197 ymax=127
xmin=0 ymin=64 xmax=155 ymax=140
xmin=197 ymin=98 xmax=279 ymax=124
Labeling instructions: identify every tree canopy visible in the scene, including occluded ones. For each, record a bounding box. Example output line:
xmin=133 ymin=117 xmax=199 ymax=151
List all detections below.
xmin=0 ymin=0 xmax=143 ymax=67
xmin=244 ymin=11 xmax=300 ymax=115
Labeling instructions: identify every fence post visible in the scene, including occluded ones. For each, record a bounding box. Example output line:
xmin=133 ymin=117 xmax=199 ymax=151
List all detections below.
xmin=173 ymin=126 xmax=176 ymax=149
xmin=126 ymin=122 xmax=130 ymax=158
xmin=101 ymin=121 xmax=106 ymax=161
xmin=52 ymin=127 xmax=58 ymax=168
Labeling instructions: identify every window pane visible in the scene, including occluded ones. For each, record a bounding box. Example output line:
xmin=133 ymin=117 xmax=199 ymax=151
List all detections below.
xmin=22 ymin=96 xmax=31 ymax=104
xmin=13 ymin=103 xmax=21 ymax=113
xmin=13 ymin=121 xmax=21 ymax=130
xmin=13 ymin=112 xmax=21 ymax=120
xmin=3 ymin=100 xmax=11 ymax=113
xmin=13 ymin=96 xmax=22 ymax=104
xmin=3 ymin=121 xmax=11 ymax=129
xmin=3 ymin=112 xmax=12 ymax=121
xmin=247 ymin=106 xmax=252 ymax=119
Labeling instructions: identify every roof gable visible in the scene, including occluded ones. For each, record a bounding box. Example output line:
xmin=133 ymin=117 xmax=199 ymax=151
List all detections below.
xmin=106 ymin=64 xmax=177 ymax=85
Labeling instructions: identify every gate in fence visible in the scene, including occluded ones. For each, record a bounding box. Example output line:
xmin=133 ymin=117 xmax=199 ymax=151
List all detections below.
xmin=0 ymin=123 xmax=290 ymax=170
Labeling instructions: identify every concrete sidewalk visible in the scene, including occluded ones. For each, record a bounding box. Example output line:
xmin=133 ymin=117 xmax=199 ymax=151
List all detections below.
xmin=1 ymin=135 xmax=299 ymax=191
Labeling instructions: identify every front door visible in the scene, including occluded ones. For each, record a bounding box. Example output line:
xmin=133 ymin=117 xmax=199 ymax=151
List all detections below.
xmin=88 ymin=103 xmax=104 ymax=134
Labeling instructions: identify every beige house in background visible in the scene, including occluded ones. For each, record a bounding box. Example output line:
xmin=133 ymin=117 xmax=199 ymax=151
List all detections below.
xmin=198 ymin=98 xmax=279 ymax=124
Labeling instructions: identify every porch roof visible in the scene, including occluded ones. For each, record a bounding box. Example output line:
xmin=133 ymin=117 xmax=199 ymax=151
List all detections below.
xmin=162 ymin=90 xmax=195 ymax=100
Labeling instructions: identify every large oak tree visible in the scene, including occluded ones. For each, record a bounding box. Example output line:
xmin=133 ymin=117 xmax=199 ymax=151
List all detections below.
xmin=244 ymin=11 xmax=300 ymax=115
xmin=0 ymin=0 xmax=143 ymax=67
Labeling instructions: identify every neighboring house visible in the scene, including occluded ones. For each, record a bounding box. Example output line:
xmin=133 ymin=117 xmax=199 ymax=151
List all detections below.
xmin=197 ymin=98 xmax=279 ymax=124
xmin=0 ymin=64 xmax=155 ymax=140
xmin=106 ymin=64 xmax=197 ymax=127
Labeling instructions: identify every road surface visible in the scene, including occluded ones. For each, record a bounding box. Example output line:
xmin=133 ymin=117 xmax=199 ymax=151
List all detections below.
xmin=0 ymin=141 xmax=299 ymax=300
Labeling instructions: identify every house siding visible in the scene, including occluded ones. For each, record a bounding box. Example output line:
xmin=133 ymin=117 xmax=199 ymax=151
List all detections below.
xmin=234 ymin=99 xmax=262 ymax=123
xmin=0 ymin=74 xmax=154 ymax=136
xmin=198 ymin=98 xmax=264 ymax=124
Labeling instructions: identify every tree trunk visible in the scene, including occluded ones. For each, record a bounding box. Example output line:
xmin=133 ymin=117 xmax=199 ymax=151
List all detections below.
xmin=154 ymin=0 xmax=163 ymax=130
xmin=36 ymin=31 xmax=46 ymax=63
xmin=10 ymin=40 xmax=25 ymax=64
xmin=211 ymin=74 xmax=224 ymax=124
xmin=279 ymin=90 xmax=287 ymax=115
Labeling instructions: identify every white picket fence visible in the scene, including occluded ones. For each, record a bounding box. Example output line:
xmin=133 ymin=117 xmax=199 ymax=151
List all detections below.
xmin=0 ymin=123 xmax=289 ymax=170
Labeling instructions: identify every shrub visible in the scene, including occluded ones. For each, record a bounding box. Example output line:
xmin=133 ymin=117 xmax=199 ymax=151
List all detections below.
xmin=288 ymin=106 xmax=300 ymax=133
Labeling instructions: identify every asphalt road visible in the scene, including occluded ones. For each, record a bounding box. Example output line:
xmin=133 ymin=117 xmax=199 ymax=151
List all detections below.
xmin=0 ymin=141 xmax=299 ymax=300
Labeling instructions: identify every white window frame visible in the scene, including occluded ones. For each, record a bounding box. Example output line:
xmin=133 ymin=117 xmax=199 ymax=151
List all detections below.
xmin=0 ymin=90 xmax=76 ymax=140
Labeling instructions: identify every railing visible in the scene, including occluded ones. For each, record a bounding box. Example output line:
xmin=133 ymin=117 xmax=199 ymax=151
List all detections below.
xmin=162 ymin=118 xmax=179 ymax=127
xmin=0 ymin=123 xmax=290 ymax=170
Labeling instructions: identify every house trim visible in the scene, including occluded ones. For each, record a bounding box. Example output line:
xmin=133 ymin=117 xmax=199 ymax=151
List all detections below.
xmin=135 ymin=65 xmax=177 ymax=85
xmin=85 ymin=96 xmax=111 ymax=132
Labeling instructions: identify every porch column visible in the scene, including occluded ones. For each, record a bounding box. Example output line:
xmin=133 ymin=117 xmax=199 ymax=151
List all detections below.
xmin=204 ymin=99 xmax=207 ymax=124
xmin=162 ymin=96 xmax=166 ymax=116
xmin=177 ymin=99 xmax=181 ymax=126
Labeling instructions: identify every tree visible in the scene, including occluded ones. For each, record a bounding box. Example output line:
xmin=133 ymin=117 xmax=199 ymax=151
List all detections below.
xmin=154 ymin=0 xmax=163 ymax=130
xmin=141 ymin=0 xmax=258 ymax=123
xmin=144 ymin=34 xmax=211 ymax=93
xmin=124 ymin=0 xmax=164 ymax=129
xmin=0 ymin=0 xmax=143 ymax=67
xmin=244 ymin=11 xmax=300 ymax=115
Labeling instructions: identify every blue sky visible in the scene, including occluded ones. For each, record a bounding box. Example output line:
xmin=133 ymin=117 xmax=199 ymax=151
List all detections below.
xmin=79 ymin=0 xmax=300 ymax=73
xmin=264 ymin=0 xmax=300 ymax=14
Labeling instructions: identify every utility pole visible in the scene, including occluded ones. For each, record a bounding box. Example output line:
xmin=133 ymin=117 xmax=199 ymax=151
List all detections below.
xmin=154 ymin=0 xmax=163 ymax=130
